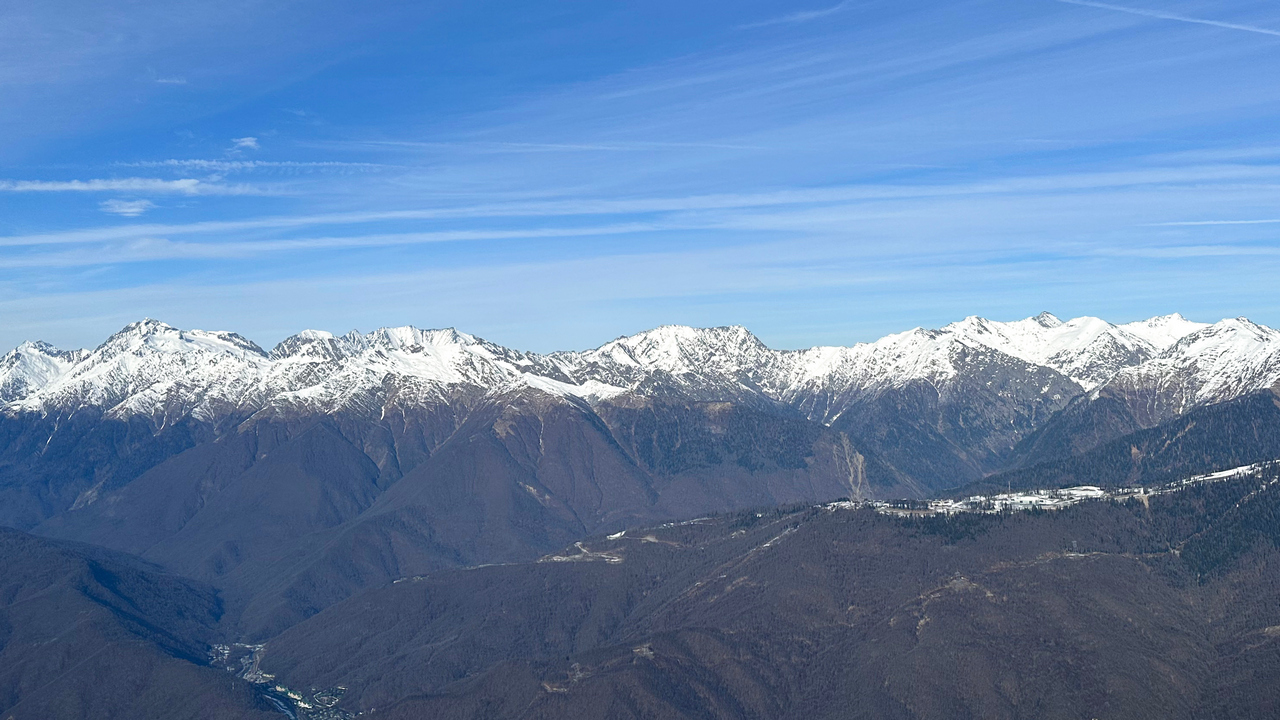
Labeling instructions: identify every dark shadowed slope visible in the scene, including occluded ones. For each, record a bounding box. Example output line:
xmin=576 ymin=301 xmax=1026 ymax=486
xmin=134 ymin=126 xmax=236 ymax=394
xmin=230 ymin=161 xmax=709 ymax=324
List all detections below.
xmin=969 ymin=384 xmax=1280 ymax=496
xmin=0 ymin=529 xmax=277 ymax=720
xmin=260 ymin=467 xmax=1280 ymax=720
xmin=35 ymin=392 xmax=873 ymax=639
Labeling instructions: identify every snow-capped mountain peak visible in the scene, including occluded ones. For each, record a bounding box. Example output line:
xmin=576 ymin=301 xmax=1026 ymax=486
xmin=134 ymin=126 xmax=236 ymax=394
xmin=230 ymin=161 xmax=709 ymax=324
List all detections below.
xmin=1155 ymin=317 xmax=1280 ymax=365
xmin=913 ymin=313 xmax=1158 ymax=389
xmin=94 ymin=319 xmax=268 ymax=359
xmin=1031 ymin=311 xmax=1064 ymax=328
xmin=0 ymin=341 xmax=87 ymax=403
xmin=13 ymin=320 xmax=272 ymax=419
xmin=780 ymin=326 xmax=954 ymax=398
xmin=549 ymin=325 xmax=777 ymax=400
xmin=269 ymin=329 xmax=353 ymax=362
xmin=1093 ymin=316 xmax=1280 ymax=424
xmin=1119 ymin=313 xmax=1210 ymax=350
xmin=580 ymin=325 xmax=765 ymax=367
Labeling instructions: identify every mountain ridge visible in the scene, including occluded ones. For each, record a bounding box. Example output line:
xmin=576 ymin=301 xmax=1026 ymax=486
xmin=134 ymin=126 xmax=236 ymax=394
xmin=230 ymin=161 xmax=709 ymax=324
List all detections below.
xmin=2 ymin=312 xmax=1243 ymax=423
xmin=2 ymin=311 xmax=1278 ymax=696
xmin=5 ymin=311 xmax=1276 ymax=639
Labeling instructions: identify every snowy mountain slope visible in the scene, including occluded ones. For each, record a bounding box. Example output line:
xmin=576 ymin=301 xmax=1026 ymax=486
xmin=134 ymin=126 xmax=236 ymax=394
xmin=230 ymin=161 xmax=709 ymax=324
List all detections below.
xmin=938 ymin=313 xmax=1149 ymax=389
xmin=766 ymin=312 xmax=1203 ymax=429
xmin=899 ymin=312 xmax=1206 ymax=390
xmin=777 ymin=327 xmax=980 ymax=423
xmin=549 ymin=325 xmax=782 ymax=403
xmin=259 ymin=326 xmax=577 ymax=415
xmin=1007 ymin=317 xmax=1280 ymax=464
xmin=7 ymin=321 xmax=587 ymax=421
xmin=1090 ymin=317 xmax=1280 ymax=426
xmin=0 ymin=312 xmax=1242 ymax=428
xmin=0 ymin=341 xmax=87 ymax=404
xmin=1119 ymin=313 xmax=1208 ymax=349
xmin=546 ymin=312 xmax=1188 ymax=421
xmin=9 ymin=320 xmax=271 ymax=421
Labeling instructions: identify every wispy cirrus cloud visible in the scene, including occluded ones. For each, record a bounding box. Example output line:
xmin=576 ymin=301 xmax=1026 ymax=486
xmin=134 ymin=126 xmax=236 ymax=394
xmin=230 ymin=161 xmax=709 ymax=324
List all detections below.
xmin=5 ymin=0 xmax=1280 ymax=351
xmin=1 ymin=228 xmax=1271 ymax=355
xmin=231 ymin=137 xmax=259 ymax=150
xmin=99 ymin=199 xmax=157 ymax=217
xmin=1052 ymin=0 xmax=1280 ymax=38
xmin=737 ymin=1 xmax=853 ymax=30
xmin=339 ymin=139 xmax=765 ymax=153
xmin=1092 ymin=244 xmax=1280 ymax=258
xmin=1148 ymin=218 xmax=1280 ymax=226
xmin=125 ymin=159 xmax=389 ymax=172
xmin=2 ymin=161 xmax=1278 ymax=249
xmin=0 ymin=177 xmax=267 ymax=195
xmin=0 ymin=221 xmax=689 ymax=268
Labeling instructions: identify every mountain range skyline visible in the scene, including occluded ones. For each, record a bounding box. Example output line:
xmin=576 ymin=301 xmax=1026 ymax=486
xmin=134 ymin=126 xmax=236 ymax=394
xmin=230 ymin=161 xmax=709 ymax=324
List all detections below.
xmin=0 ymin=308 xmax=1230 ymax=357
xmin=10 ymin=310 xmax=1277 ymax=421
xmin=3 ymin=308 xmax=1279 ymax=719
xmin=5 ymin=0 xmax=1280 ymax=354
xmin=8 ymin=1 xmax=1280 ymax=717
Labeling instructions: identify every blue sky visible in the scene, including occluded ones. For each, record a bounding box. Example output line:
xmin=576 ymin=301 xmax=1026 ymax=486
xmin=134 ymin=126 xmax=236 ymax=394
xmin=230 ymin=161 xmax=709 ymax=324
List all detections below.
xmin=3 ymin=0 xmax=1280 ymax=352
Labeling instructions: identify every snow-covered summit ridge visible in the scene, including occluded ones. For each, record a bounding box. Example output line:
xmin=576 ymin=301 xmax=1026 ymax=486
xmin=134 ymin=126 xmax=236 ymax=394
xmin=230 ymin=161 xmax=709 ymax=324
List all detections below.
xmin=13 ymin=320 xmax=271 ymax=420
xmin=1095 ymin=317 xmax=1280 ymax=424
xmin=4 ymin=313 xmax=1269 ymax=422
xmin=0 ymin=341 xmax=88 ymax=404
xmin=97 ymin=319 xmax=268 ymax=358
xmin=933 ymin=312 xmax=1206 ymax=388
xmin=775 ymin=312 xmax=1209 ymax=397
xmin=1119 ymin=313 xmax=1207 ymax=348
xmin=548 ymin=325 xmax=776 ymax=397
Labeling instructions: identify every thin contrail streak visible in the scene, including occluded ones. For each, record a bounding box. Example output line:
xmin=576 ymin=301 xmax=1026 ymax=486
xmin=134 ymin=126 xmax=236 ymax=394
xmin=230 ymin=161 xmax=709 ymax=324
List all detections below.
xmin=1054 ymin=0 xmax=1280 ymax=38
